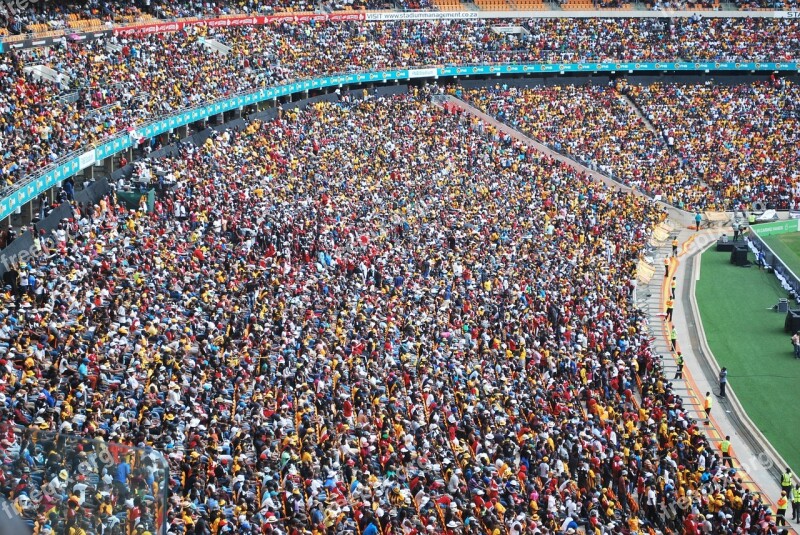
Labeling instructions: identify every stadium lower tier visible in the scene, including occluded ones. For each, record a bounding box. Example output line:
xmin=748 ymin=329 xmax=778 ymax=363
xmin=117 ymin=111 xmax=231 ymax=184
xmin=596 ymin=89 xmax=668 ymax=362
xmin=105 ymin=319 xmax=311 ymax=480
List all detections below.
xmin=0 ymin=93 xmax=772 ymax=535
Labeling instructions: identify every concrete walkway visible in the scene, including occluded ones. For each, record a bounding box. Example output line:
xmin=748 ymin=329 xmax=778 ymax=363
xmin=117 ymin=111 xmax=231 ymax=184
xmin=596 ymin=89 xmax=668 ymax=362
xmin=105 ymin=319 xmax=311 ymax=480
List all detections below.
xmin=645 ymin=220 xmax=799 ymax=532
xmin=620 ymin=93 xmax=658 ymax=135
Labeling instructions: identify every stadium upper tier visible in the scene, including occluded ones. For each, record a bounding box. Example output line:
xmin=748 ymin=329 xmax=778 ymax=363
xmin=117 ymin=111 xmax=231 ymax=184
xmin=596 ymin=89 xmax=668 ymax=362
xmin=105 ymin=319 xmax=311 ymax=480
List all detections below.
xmin=0 ymin=17 xmax=798 ymax=214
xmin=0 ymin=0 xmax=798 ymax=37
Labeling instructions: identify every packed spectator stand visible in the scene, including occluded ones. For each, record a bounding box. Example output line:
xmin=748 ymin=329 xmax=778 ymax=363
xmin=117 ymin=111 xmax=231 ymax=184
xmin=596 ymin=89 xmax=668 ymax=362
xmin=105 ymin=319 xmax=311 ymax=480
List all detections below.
xmin=462 ymin=77 xmax=800 ymax=210
xmin=5 ymin=88 xmax=776 ymax=535
xmin=0 ymin=1 xmax=796 ymax=534
xmin=0 ymin=15 xmax=799 ymax=207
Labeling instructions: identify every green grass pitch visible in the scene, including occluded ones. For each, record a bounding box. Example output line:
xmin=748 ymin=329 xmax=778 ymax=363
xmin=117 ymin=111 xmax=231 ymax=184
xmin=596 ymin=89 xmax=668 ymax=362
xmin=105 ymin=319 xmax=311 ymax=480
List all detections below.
xmin=695 ymin=247 xmax=800 ymax=476
xmin=762 ymin=232 xmax=800 ymax=280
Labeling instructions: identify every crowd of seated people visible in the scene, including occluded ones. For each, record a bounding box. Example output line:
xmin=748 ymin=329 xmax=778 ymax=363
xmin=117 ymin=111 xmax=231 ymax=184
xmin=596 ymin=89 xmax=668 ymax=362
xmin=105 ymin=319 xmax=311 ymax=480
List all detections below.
xmin=0 ymin=88 xmax=782 ymax=535
xmin=736 ymin=0 xmax=798 ymax=10
xmin=0 ymin=0 xmax=795 ymax=37
xmin=628 ymin=77 xmax=800 ymax=210
xmin=0 ymin=16 xmax=796 ymax=201
xmin=462 ymin=83 xmax=709 ymax=210
xmin=464 ymin=77 xmax=800 ymax=211
xmin=0 ymin=0 xmax=396 ymax=36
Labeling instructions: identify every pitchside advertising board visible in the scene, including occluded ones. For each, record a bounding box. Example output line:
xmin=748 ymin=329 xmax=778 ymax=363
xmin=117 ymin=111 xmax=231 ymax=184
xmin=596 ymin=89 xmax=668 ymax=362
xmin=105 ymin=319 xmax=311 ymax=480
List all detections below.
xmin=752 ymin=220 xmax=800 ymax=237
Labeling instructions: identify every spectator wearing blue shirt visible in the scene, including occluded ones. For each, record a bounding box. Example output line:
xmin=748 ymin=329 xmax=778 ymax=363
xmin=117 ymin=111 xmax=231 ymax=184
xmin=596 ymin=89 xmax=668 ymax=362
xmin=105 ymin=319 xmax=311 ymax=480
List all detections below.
xmin=78 ymin=359 xmax=89 ymax=380
xmin=116 ymin=456 xmax=131 ymax=498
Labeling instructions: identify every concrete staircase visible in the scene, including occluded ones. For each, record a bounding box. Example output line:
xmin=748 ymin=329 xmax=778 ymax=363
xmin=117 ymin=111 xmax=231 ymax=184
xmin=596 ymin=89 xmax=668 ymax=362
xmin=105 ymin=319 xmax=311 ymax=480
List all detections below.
xmin=200 ymin=38 xmax=232 ymax=56
xmin=23 ymin=65 xmax=69 ymax=86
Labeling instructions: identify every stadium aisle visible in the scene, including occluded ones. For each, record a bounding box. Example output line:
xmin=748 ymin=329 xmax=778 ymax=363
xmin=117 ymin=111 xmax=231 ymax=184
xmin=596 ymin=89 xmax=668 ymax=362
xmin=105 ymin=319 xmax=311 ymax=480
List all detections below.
xmin=654 ymin=219 xmax=800 ymax=531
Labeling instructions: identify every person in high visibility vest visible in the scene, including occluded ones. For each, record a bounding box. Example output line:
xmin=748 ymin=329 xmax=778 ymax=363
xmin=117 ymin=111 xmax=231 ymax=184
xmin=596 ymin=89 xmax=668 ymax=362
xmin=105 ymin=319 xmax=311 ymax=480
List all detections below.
xmin=672 ymin=238 xmax=679 ymax=257
xmin=720 ymin=436 xmax=733 ymax=468
xmin=776 ymin=491 xmax=788 ymax=526
xmin=670 ymin=327 xmax=678 ymax=351
xmin=781 ymin=468 xmax=793 ymax=497
xmin=792 ymin=483 xmax=800 ymax=522
xmin=665 ymin=298 xmax=674 ymax=322
xmin=674 ymin=352 xmax=684 ymax=380
xmin=670 ymin=276 xmax=677 ymax=299
xmin=704 ymin=392 xmax=713 ymax=424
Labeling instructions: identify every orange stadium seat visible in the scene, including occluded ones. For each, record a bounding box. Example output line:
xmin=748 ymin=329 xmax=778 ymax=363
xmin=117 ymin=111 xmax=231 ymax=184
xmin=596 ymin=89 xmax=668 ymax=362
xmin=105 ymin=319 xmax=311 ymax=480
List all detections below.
xmin=433 ymin=0 xmax=466 ymax=10
xmin=512 ymin=0 xmax=546 ymax=9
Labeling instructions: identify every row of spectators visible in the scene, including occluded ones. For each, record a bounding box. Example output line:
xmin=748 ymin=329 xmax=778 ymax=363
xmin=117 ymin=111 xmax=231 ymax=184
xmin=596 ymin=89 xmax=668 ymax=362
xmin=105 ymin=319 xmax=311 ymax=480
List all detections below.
xmin=1 ymin=0 xmax=387 ymax=35
xmin=628 ymin=78 xmax=800 ymax=211
xmin=464 ymin=76 xmax=800 ymax=210
xmin=0 ymin=17 xmax=799 ymax=203
xmin=1 ymin=0 xmax=796 ymax=36
xmin=1 ymin=88 xmax=781 ymax=535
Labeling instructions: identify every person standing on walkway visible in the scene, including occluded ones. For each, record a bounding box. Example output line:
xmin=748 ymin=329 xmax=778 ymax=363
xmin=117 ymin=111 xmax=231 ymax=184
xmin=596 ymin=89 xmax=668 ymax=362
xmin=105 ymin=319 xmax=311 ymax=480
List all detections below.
xmin=791 ymin=483 xmax=800 ymax=522
xmin=674 ymin=352 xmax=684 ymax=380
xmin=664 ymin=256 xmax=670 ymax=277
xmin=777 ymin=492 xmax=789 ymax=526
xmin=704 ymin=392 xmax=713 ymax=424
xmin=781 ymin=468 xmax=794 ymax=497
xmin=718 ymin=367 xmax=728 ymax=398
xmin=670 ymin=326 xmax=678 ymax=351
xmin=671 ymin=276 xmax=677 ymax=299
xmin=665 ymin=297 xmax=674 ymax=322
xmin=695 ymin=211 xmax=702 ymax=231
xmin=720 ymin=436 xmax=733 ymax=468
xmin=672 ymin=237 xmax=679 ymax=257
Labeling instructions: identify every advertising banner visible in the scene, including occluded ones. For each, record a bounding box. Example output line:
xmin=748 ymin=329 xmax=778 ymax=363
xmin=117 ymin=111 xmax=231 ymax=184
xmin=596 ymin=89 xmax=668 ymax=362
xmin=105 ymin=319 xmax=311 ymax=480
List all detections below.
xmin=78 ymin=149 xmax=96 ymax=171
xmin=112 ymin=12 xmax=366 ymax=36
xmin=751 ymin=219 xmax=800 ymax=237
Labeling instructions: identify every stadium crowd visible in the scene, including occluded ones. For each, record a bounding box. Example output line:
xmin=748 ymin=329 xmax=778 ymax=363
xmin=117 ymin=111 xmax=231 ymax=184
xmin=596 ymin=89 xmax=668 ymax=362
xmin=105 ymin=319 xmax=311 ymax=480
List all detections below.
xmin=0 ymin=3 xmax=797 ymax=531
xmin=2 ymin=0 xmax=799 ymax=36
xmin=0 ymin=15 xmax=799 ymax=202
xmin=0 ymin=90 xmax=787 ymax=535
xmin=463 ymin=76 xmax=800 ymax=211
xmin=0 ymin=0 xmax=382 ymax=35
xmin=627 ymin=79 xmax=800 ymax=211
xmin=461 ymin=83 xmax=706 ymax=209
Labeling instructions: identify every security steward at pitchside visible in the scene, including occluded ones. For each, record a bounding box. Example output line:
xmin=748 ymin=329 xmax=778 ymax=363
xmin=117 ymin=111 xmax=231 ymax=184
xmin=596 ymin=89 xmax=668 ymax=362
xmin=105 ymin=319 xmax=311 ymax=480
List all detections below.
xmin=792 ymin=483 xmax=800 ymax=523
xmin=665 ymin=297 xmax=674 ymax=322
xmin=782 ymin=468 xmax=793 ymax=497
